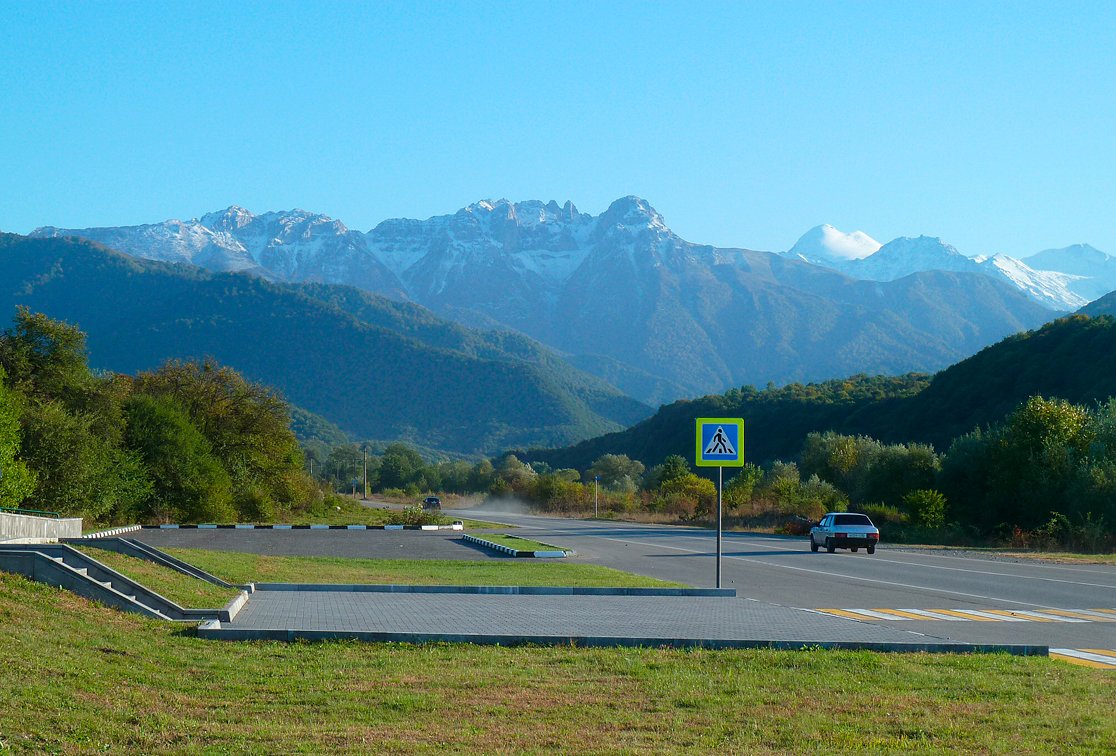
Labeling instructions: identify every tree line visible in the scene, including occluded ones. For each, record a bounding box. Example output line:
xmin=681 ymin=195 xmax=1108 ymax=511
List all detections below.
xmin=318 ymin=397 xmax=1116 ymax=552
xmin=0 ymin=308 xmax=315 ymax=524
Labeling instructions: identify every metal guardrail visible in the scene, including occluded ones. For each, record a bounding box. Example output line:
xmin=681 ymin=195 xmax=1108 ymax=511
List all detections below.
xmin=0 ymin=506 xmax=62 ymax=518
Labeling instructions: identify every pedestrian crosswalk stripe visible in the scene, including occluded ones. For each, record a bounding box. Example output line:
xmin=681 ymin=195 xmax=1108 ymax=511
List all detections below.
xmin=923 ymin=608 xmax=999 ymax=621
xmin=845 ymin=608 xmax=914 ymax=620
xmin=1042 ymin=609 xmax=1116 ymax=621
xmin=974 ymin=609 xmax=1050 ymax=622
xmin=1050 ymin=649 xmax=1116 ymax=669
xmin=864 ymin=608 xmax=931 ymax=620
xmin=888 ymin=608 xmax=974 ymax=621
xmin=812 ymin=608 xmax=1114 ymax=623
xmin=1009 ymin=609 xmax=1088 ymax=623
xmin=816 ymin=608 xmax=878 ymax=621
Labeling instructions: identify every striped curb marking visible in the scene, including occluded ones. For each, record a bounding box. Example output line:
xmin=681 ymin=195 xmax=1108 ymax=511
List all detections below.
xmin=813 ymin=607 xmax=1116 ymax=623
xmin=82 ymin=525 xmax=142 ymax=539
xmin=462 ymin=533 xmax=570 ymax=558
xmin=1049 ymin=648 xmax=1116 ymax=669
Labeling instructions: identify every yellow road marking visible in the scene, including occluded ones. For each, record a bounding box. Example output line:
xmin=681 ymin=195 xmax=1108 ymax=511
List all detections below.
xmin=1040 ymin=609 xmax=1116 ymax=621
xmin=869 ymin=608 xmax=936 ymax=620
xmin=928 ymin=609 xmax=998 ymax=621
xmin=1050 ymin=653 xmax=1115 ymax=669
xmin=1080 ymin=649 xmax=1116 ymax=659
xmin=979 ymin=609 xmax=1056 ymax=622
xmin=816 ymin=608 xmax=878 ymax=621
xmin=1087 ymin=608 xmax=1116 ymax=616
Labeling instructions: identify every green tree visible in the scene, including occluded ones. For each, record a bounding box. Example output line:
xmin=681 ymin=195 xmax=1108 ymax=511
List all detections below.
xmin=123 ymin=394 xmax=234 ymax=523
xmin=377 ymin=443 xmax=425 ymax=491
xmin=588 ymin=453 xmax=645 ymax=492
xmin=0 ymin=370 xmax=35 ymax=506
xmin=21 ymin=400 xmax=152 ymax=521
xmin=134 ymin=359 xmax=311 ymax=517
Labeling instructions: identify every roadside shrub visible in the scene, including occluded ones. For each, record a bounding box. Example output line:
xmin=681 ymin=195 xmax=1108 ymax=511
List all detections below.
xmin=903 ymin=489 xmax=947 ymax=529
xmin=389 ymin=506 xmax=448 ymax=527
xmin=857 ymin=502 xmax=907 ymax=525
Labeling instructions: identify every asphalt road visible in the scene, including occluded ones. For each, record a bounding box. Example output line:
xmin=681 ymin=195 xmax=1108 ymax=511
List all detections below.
xmin=454 ymin=507 xmax=1116 ymax=649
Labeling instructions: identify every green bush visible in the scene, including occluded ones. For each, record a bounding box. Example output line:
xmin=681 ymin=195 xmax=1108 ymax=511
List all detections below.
xmin=903 ymin=489 xmax=947 ymax=529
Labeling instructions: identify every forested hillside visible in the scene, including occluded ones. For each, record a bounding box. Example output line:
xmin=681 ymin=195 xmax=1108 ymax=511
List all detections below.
xmin=525 ymin=315 xmax=1116 ymax=470
xmin=0 ymin=233 xmax=649 ymax=454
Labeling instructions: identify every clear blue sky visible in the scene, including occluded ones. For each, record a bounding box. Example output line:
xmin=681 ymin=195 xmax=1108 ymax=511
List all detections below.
xmin=2 ymin=1 xmax=1114 ymax=256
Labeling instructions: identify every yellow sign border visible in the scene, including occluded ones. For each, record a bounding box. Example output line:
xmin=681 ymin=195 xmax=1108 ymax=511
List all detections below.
xmin=695 ymin=417 xmax=745 ymax=467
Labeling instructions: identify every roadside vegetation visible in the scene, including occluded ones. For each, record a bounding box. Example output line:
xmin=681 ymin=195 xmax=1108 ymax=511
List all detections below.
xmin=1 ymin=571 xmax=1113 ymax=753
xmin=161 ymin=549 xmax=678 ymax=588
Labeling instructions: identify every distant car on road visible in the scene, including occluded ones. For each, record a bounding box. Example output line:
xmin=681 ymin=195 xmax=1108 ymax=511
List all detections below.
xmin=421 ymin=496 xmax=441 ymax=511
xmin=810 ymin=512 xmax=880 ymax=554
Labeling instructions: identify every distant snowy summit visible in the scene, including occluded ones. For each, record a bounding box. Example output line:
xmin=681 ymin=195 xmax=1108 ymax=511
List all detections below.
xmin=781 ymin=226 xmax=1113 ymax=311
xmin=786 ymin=224 xmax=881 ymax=265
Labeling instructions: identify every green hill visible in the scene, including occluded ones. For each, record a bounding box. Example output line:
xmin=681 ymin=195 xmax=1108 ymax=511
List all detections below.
xmin=523 ymin=314 xmax=1116 ymax=470
xmin=0 ymin=233 xmax=650 ymax=455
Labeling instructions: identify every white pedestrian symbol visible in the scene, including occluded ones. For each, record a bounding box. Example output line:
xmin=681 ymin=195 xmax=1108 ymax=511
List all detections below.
xmin=704 ymin=425 xmax=735 ymax=456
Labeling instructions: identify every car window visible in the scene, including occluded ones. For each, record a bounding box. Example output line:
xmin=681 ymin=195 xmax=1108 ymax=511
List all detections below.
xmin=834 ymin=514 xmax=872 ymax=526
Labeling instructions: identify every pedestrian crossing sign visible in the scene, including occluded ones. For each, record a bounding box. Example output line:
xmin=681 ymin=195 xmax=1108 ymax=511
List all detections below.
xmin=695 ymin=418 xmax=745 ymax=467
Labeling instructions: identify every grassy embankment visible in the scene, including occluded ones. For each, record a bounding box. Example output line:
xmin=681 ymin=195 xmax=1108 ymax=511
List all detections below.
xmin=1 ymin=571 xmax=1113 ymax=753
xmin=472 ymin=533 xmax=570 ymax=552
xmin=70 ymin=547 xmax=240 ymax=608
xmin=162 ymin=548 xmax=675 ymax=588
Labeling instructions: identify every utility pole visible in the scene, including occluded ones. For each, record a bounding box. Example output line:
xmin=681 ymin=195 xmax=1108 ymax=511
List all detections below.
xmin=594 ymin=475 xmax=599 ymax=518
xmin=362 ymin=448 xmax=368 ymax=500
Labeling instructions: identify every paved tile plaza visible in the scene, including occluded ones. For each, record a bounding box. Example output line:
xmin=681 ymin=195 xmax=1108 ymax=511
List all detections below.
xmin=221 ymin=589 xmax=991 ymax=649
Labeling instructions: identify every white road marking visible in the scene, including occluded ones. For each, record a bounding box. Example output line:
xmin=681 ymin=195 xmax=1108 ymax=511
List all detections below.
xmin=1049 ymin=649 xmax=1116 ymax=667
xmin=843 ymin=608 xmax=913 ymax=620
xmin=596 ymin=536 xmax=1068 ymax=609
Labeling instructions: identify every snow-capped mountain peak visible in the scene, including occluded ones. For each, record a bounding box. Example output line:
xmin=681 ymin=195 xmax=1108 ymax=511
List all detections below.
xmin=1023 ymin=243 xmax=1116 ymax=302
xmin=786 ymin=224 xmax=881 ymax=264
xmin=199 ymin=205 xmax=255 ymax=232
xmin=597 ymin=196 xmax=668 ymax=233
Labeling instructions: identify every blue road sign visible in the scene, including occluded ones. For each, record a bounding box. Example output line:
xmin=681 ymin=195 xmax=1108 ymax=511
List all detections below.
xmin=695 ymin=417 xmax=745 ymax=467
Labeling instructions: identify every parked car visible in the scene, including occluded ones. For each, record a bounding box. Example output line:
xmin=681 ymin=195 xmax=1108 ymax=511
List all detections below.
xmin=421 ymin=496 xmax=441 ymax=511
xmin=810 ymin=512 xmax=880 ymax=554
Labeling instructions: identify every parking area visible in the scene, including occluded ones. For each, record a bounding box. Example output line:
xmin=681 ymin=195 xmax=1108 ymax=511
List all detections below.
xmin=133 ymin=528 xmax=505 ymax=560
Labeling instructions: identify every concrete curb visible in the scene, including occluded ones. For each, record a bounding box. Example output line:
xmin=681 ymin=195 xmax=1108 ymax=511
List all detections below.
xmin=193 ymin=624 xmax=1048 ymax=656
xmin=222 ymin=590 xmax=250 ymax=622
xmin=463 ymin=533 xmax=572 ymax=558
xmin=251 ymin=584 xmax=737 ymax=597
xmin=142 ymin=523 xmax=465 ymax=531
xmin=83 ymin=525 xmax=142 ymax=539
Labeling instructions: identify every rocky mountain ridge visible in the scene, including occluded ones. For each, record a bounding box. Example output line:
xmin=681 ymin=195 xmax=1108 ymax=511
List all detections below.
xmin=30 ymin=198 xmax=1063 ymax=403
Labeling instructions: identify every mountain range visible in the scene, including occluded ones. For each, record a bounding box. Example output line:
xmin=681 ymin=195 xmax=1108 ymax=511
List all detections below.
xmin=784 ymin=225 xmax=1116 ymax=311
xmin=0 ymin=232 xmax=650 ymax=455
xmin=31 ymin=198 xmax=1065 ymax=404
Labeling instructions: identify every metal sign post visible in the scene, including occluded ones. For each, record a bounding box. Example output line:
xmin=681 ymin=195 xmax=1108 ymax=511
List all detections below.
xmin=696 ymin=418 xmax=745 ymax=589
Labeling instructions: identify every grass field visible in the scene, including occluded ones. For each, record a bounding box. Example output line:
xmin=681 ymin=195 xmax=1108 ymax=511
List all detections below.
xmin=0 ymin=572 xmax=1113 ymax=753
xmin=472 ymin=533 xmax=570 ymax=552
xmin=162 ymin=548 xmax=684 ymax=588
xmin=72 ymin=547 xmax=242 ymax=608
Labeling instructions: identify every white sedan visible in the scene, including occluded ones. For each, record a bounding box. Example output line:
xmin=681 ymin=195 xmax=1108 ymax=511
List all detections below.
xmin=810 ymin=512 xmax=880 ymax=554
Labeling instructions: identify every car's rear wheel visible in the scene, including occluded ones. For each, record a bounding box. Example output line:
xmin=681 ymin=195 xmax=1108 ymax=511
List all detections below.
xmin=810 ymin=538 xmax=819 ymax=552
xmin=867 ymin=544 xmax=876 ymax=554
xmin=826 ymin=538 xmax=835 ymax=554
